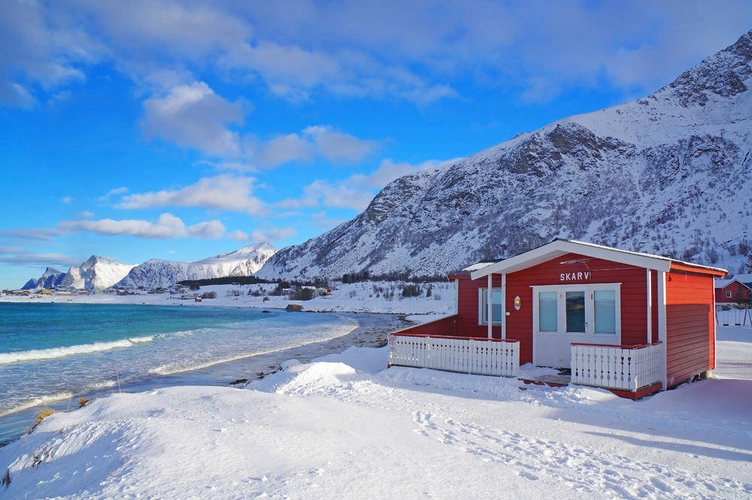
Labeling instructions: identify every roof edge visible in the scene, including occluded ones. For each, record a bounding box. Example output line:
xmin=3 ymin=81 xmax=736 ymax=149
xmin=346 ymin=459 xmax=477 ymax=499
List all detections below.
xmin=470 ymin=239 xmax=728 ymax=280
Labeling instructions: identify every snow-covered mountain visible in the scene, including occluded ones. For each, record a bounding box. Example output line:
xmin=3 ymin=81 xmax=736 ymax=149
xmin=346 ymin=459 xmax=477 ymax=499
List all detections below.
xmin=23 ymin=258 xmax=136 ymax=291
xmin=23 ymin=267 xmax=66 ymax=290
xmin=257 ymin=30 xmax=752 ymax=281
xmin=64 ymin=256 xmax=137 ymax=290
xmin=21 ymin=257 xmax=136 ymax=291
xmin=115 ymin=242 xmax=277 ymax=289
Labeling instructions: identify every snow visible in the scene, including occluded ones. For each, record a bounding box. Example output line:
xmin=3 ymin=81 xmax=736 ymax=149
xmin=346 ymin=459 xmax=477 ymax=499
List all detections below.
xmin=2 ymin=318 xmax=751 ymax=498
xmin=1 ymin=281 xmax=458 ymax=316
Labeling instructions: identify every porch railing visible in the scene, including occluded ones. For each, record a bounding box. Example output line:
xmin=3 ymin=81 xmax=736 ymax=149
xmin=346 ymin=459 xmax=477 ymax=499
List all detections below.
xmin=570 ymin=342 xmax=664 ymax=392
xmin=388 ymin=333 xmax=520 ymax=377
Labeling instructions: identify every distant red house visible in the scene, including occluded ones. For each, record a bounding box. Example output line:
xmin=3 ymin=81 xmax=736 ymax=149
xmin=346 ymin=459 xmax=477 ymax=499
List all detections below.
xmin=715 ymin=275 xmax=752 ymax=304
xmin=390 ymin=239 xmax=727 ymax=398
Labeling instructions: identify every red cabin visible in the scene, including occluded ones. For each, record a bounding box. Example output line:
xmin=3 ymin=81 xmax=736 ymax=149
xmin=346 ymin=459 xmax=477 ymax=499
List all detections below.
xmin=715 ymin=276 xmax=752 ymax=304
xmin=389 ymin=239 xmax=727 ymax=398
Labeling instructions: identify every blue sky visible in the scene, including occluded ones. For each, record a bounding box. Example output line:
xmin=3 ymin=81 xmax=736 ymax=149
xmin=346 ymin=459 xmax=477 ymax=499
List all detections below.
xmin=1 ymin=1 xmax=752 ymax=289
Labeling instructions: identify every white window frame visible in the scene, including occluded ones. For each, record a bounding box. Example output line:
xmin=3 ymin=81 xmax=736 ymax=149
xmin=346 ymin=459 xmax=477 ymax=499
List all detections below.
xmin=532 ymin=283 xmax=621 ymax=337
xmin=726 ymin=290 xmax=732 ymax=299
xmin=478 ymin=287 xmax=502 ymax=325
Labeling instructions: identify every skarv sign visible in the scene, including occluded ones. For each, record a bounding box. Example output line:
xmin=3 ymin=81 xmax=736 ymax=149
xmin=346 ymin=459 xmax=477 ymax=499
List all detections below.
xmin=560 ymin=271 xmax=591 ymax=282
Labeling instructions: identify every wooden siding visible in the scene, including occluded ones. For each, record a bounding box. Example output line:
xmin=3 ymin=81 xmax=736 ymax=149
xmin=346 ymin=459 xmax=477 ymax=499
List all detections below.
xmin=505 ymin=253 xmax=651 ymax=364
xmin=665 ymin=272 xmax=716 ymax=386
xmin=451 ymin=274 xmax=503 ymax=339
xmin=396 ymin=315 xmax=459 ymax=337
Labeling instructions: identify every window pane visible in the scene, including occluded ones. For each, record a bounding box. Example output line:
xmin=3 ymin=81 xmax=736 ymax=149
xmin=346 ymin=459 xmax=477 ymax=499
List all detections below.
xmin=594 ymin=290 xmax=616 ymax=334
xmin=566 ymin=291 xmax=586 ymax=333
xmin=481 ymin=289 xmax=502 ymax=324
xmin=539 ymin=291 xmax=557 ymax=332
xmin=491 ymin=290 xmax=502 ymax=323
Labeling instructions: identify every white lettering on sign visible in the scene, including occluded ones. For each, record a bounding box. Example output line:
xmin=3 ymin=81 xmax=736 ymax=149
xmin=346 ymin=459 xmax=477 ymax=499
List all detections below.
xmin=560 ymin=271 xmax=591 ymax=282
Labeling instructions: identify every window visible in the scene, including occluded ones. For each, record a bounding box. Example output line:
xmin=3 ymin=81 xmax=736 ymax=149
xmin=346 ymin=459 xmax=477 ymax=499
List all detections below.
xmin=538 ymin=291 xmax=557 ymax=331
xmin=533 ymin=284 xmax=620 ymax=337
xmin=565 ymin=291 xmax=586 ymax=333
xmin=479 ymin=288 xmax=502 ymax=324
xmin=726 ymin=291 xmax=732 ymax=299
xmin=593 ymin=290 xmax=616 ymax=334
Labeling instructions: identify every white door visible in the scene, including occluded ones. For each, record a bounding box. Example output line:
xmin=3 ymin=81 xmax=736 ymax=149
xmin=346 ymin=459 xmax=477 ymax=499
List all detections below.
xmin=533 ymin=284 xmax=621 ymax=368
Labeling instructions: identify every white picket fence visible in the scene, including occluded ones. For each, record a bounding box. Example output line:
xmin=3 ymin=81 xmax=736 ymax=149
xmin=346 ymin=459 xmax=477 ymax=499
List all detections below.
xmin=570 ymin=342 xmax=665 ymax=391
xmin=388 ymin=334 xmax=520 ymax=377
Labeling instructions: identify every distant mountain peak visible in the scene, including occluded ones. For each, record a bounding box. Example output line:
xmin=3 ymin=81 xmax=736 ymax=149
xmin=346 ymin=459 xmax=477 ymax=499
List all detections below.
xmin=115 ymin=243 xmax=277 ymax=289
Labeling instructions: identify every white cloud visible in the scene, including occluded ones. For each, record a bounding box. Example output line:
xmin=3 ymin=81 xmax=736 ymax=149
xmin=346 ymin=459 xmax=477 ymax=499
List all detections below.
xmin=0 ymin=82 xmax=36 ymax=109
xmin=0 ymin=248 xmax=81 ymax=267
xmin=100 ymin=187 xmax=129 ymax=201
xmin=246 ymin=133 xmax=314 ymax=167
xmin=82 ymin=0 xmax=253 ymax=61
xmin=276 ymin=157 xmax=456 ymax=212
xmin=0 ymin=0 xmax=99 ymax=107
xmin=227 ymin=230 xmax=249 ymax=242
xmin=60 ymin=213 xmax=225 ymax=240
xmin=244 ymin=126 xmax=377 ymax=168
xmin=141 ymin=82 xmax=245 ymax=157
xmin=303 ymin=126 xmax=377 ymax=163
xmin=3 ymin=1 xmax=752 ymax=114
xmin=117 ymin=175 xmax=268 ymax=215
xmin=187 ymin=220 xmax=226 ymax=239
xmin=250 ymin=227 xmax=297 ymax=243
xmin=277 ymin=180 xmax=373 ymax=211
xmin=221 ymin=41 xmax=342 ymax=93
xmin=351 ymin=158 xmax=457 ymax=189
xmin=0 ymin=228 xmax=64 ymax=242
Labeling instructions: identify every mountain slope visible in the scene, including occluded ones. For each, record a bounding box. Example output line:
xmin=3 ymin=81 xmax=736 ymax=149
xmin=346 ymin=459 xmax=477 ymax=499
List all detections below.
xmin=257 ymin=30 xmax=752 ymax=280
xmin=115 ymin=242 xmax=276 ymax=289
xmin=63 ymin=256 xmax=137 ymax=290
xmin=23 ymin=258 xmax=136 ymax=291
xmin=23 ymin=267 xmax=67 ymax=290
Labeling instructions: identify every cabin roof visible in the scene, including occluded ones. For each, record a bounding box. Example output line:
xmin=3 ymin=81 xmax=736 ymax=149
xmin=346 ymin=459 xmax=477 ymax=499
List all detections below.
xmin=470 ymin=238 xmax=728 ymax=280
xmin=715 ymin=277 xmax=752 ymax=290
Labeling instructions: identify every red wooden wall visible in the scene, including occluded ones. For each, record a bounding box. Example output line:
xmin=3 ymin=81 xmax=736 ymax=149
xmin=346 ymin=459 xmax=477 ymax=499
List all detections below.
xmin=394 ymin=314 xmax=459 ymax=337
xmin=665 ymin=270 xmax=715 ymax=387
xmin=504 ymin=253 xmax=651 ymax=364
xmin=449 ymin=273 xmax=503 ymax=339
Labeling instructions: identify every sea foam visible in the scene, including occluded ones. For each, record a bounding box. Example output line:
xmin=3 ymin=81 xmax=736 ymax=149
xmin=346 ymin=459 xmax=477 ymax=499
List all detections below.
xmin=0 ymin=336 xmax=152 ymax=365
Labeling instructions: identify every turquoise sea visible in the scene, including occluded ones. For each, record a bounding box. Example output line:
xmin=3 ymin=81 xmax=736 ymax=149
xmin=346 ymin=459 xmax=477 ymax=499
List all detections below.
xmin=0 ymin=302 xmax=358 ymax=440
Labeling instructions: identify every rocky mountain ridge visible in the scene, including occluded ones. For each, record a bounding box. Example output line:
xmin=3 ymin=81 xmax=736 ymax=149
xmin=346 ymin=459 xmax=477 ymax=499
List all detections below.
xmin=21 ymin=243 xmax=277 ymax=290
xmin=114 ymin=242 xmax=277 ymax=289
xmin=256 ymin=30 xmax=752 ymax=281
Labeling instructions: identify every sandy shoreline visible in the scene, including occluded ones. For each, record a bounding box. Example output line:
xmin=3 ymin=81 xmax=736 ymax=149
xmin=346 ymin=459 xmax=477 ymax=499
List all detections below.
xmin=0 ymin=311 xmax=410 ymax=447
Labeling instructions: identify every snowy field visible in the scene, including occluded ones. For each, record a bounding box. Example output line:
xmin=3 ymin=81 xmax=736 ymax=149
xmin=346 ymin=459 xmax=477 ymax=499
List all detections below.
xmin=1 ymin=290 xmax=751 ymax=499
xmin=0 ymin=281 xmax=458 ymax=316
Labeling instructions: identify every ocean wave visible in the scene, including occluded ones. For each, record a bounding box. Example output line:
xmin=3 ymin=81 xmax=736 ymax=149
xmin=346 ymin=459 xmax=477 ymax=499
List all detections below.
xmin=128 ymin=335 xmax=154 ymax=344
xmin=148 ymin=322 xmax=360 ymax=376
xmin=0 ymin=391 xmax=74 ymax=418
xmin=0 ymin=337 xmax=151 ymax=365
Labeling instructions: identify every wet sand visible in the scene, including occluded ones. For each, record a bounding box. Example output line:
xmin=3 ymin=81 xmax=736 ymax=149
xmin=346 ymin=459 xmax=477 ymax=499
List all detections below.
xmin=0 ymin=312 xmax=410 ymax=447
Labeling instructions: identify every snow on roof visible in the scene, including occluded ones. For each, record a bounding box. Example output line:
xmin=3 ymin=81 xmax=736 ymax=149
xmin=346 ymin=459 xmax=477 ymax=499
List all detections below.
xmin=462 ymin=262 xmax=496 ymax=272
xmin=716 ymin=276 xmax=752 ymax=290
xmin=729 ymin=274 xmax=752 ymax=284
xmin=471 ymin=238 xmax=727 ymax=280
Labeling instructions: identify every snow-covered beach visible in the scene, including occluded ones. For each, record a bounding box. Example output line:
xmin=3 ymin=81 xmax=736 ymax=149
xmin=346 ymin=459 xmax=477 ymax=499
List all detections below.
xmin=0 ymin=285 xmax=419 ymax=447
xmin=1 ymin=287 xmax=751 ymax=499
